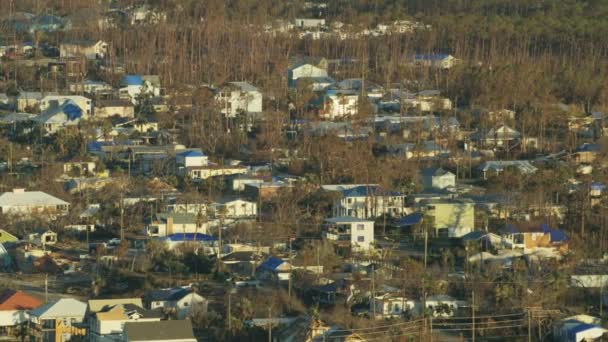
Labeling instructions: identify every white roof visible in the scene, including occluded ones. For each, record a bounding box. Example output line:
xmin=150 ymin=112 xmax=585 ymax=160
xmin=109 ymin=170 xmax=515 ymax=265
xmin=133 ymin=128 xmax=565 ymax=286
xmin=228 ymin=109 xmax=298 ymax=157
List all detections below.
xmin=325 ymin=216 xmax=374 ymax=224
xmin=0 ymin=190 xmax=69 ymax=207
xmin=30 ymin=298 xmax=86 ymax=319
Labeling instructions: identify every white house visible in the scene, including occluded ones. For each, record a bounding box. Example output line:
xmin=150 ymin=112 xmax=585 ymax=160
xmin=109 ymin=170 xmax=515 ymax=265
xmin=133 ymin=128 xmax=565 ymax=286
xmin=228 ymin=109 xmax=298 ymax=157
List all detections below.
xmin=35 ymin=100 xmax=85 ymax=134
xmin=119 ymin=75 xmax=161 ymax=104
xmin=319 ymin=90 xmax=359 ymax=120
xmin=413 ymin=54 xmax=457 ymax=69
xmin=143 ymin=287 xmax=207 ymax=319
xmin=0 ymin=189 xmax=69 ymax=217
xmin=420 ymin=168 xmax=456 ymax=190
xmin=231 ymin=176 xmax=264 ymax=192
xmin=324 ymin=216 xmax=375 ymax=251
xmin=371 ymin=294 xmax=416 ymax=319
xmin=288 ymin=63 xmax=329 ymax=87
xmin=60 ymin=40 xmax=108 ymax=59
xmin=0 ymin=290 xmax=42 ymax=337
xmin=213 ymin=198 xmax=257 ymax=218
xmin=39 ymin=95 xmax=93 ymax=116
xmin=293 ymin=18 xmax=326 ymax=29
xmin=332 ymin=185 xmax=406 ymax=219
xmin=176 ymin=150 xmax=209 ymax=168
xmin=27 ymin=230 xmax=58 ymax=247
xmin=425 ymin=295 xmax=463 ymax=317
xmin=216 ymin=82 xmax=263 ymax=118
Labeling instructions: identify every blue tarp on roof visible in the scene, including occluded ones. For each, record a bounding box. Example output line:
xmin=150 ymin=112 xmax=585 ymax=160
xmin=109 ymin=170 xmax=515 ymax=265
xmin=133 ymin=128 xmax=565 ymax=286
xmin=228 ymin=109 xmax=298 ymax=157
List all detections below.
xmin=258 ymin=256 xmax=284 ymax=272
xmin=393 ymin=212 xmax=423 ymax=227
xmin=121 ymin=75 xmax=143 ymax=86
xmin=63 ymin=103 xmax=82 ymax=121
xmin=550 ymin=230 xmax=567 ymax=242
xmin=165 ymin=233 xmax=216 ymax=242
xmin=178 ymin=150 xmax=205 ymax=157
xmin=591 ymin=182 xmax=606 ymax=191
xmin=576 ymin=143 xmax=600 ymax=152
xmin=342 ymin=185 xmax=401 ymax=197
xmin=567 ymin=323 xmax=601 ymax=339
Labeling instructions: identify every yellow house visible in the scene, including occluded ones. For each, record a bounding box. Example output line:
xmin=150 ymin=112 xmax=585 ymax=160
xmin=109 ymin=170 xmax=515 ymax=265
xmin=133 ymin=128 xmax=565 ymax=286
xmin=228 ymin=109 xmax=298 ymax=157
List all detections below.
xmin=422 ymin=199 xmax=475 ymax=238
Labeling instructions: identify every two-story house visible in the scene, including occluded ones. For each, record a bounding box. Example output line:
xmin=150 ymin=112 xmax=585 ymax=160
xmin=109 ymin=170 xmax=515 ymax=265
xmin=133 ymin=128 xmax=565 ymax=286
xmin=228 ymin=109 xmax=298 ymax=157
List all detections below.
xmin=324 ymin=216 xmax=375 ymax=251
xmin=143 ymin=287 xmax=207 ymax=319
xmin=332 ymin=185 xmax=406 ymax=219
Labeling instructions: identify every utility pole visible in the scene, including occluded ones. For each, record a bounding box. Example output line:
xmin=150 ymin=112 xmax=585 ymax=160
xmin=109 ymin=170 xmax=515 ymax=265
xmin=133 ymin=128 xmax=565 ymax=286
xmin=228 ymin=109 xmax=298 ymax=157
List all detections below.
xmin=424 ymin=228 xmax=428 ymax=269
xmin=228 ymin=293 xmax=232 ymax=335
xmin=528 ymin=308 xmax=532 ymax=342
xmin=268 ymin=307 xmax=272 ymax=342
xmin=288 ymin=238 xmax=292 ymax=301
xmin=44 ymin=273 xmax=48 ymax=303
xmin=120 ymin=191 xmax=125 ymax=241
xmin=371 ymin=264 xmax=375 ymax=320
xmin=471 ymin=290 xmax=475 ymax=342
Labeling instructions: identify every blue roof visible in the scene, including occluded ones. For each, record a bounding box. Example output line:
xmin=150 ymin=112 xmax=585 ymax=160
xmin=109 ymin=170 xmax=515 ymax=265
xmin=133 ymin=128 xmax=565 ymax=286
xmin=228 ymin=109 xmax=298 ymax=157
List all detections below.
xmin=576 ymin=143 xmax=600 ymax=152
xmin=393 ymin=212 xmax=423 ymax=227
xmin=415 ymin=54 xmax=450 ymax=61
xmin=165 ymin=233 xmax=216 ymax=242
xmin=258 ymin=257 xmax=285 ymax=272
xmin=550 ymin=230 xmax=567 ymax=242
xmin=121 ymin=75 xmax=144 ymax=86
xmin=591 ymin=182 xmax=606 ymax=191
xmin=178 ymin=150 xmax=205 ymax=157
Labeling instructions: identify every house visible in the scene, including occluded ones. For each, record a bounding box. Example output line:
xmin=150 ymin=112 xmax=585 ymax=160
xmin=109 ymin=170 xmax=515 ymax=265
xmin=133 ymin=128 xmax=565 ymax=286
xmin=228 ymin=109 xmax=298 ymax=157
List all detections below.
xmin=63 ymin=161 xmax=97 ymax=175
xmin=553 ymin=315 xmax=608 ymax=342
xmin=0 ymin=290 xmax=42 ymax=338
xmin=293 ymin=18 xmax=326 ymax=29
xmin=500 ymin=223 xmax=568 ymax=251
xmin=35 ymin=100 xmax=84 ymax=134
xmin=244 ymin=181 xmax=293 ymax=200
xmin=213 ymin=197 xmax=257 ymax=218
xmin=222 ymin=250 xmax=266 ymax=277
xmin=288 ymin=62 xmax=329 ymax=88
xmin=231 ymin=175 xmax=264 ymax=191
xmin=420 ymin=167 xmax=456 ymax=190
xmin=0 ymin=229 xmax=19 ymax=244
xmin=478 ymin=160 xmax=538 ymax=179
xmin=216 ymin=82 xmax=263 ymax=118
xmin=122 ymin=320 xmax=196 ymax=342
xmin=60 ymin=40 xmax=108 ymax=59
xmin=29 ymin=298 xmax=87 ymax=342
xmin=324 ymin=217 xmax=375 ymax=251
xmin=371 ymin=293 xmax=416 ymax=319
xmin=475 ymin=125 xmax=521 ymax=148
xmin=331 ymin=185 xmax=406 ymax=219
xmin=16 ymin=91 xmax=47 ymax=111
xmin=321 ymin=329 xmax=367 ymax=341
xmin=574 ymin=143 xmax=600 ymax=164
xmin=146 ymin=212 xmax=208 ymax=237
xmin=412 ymin=54 xmax=457 ymax=69
xmin=295 ymin=76 xmax=335 ymax=91
xmin=425 ymin=295 xmax=463 ymax=317
xmin=143 ymin=286 xmax=207 ymax=319
xmin=70 ymin=80 xmax=112 ymax=94
xmin=95 ymin=99 xmax=135 ymax=118
xmin=420 ymin=199 xmax=475 ymax=237
xmin=318 ymin=89 xmax=359 ymax=120
xmin=87 ymin=299 xmax=162 ymax=342
xmin=0 ymin=189 xmax=69 ymax=217
xmin=180 ymin=164 xmax=248 ymax=181
xmin=27 ymin=230 xmax=58 ymax=247
xmin=39 ymin=95 xmax=93 ymax=116
xmin=176 ymin=150 xmax=209 ymax=168
xmin=401 ymin=90 xmax=453 ymax=112
xmin=119 ymin=75 xmax=161 ymax=104
xmin=256 ymin=256 xmax=292 ymax=283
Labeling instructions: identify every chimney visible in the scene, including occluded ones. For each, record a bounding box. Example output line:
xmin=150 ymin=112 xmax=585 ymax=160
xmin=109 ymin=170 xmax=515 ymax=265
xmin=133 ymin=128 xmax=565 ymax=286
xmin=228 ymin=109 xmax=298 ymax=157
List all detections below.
xmin=13 ymin=188 xmax=25 ymax=194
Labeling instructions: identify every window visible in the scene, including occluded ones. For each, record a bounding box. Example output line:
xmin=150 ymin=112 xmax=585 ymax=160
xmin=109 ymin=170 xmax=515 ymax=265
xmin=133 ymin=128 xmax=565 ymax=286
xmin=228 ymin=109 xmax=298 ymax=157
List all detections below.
xmin=356 ymin=224 xmax=365 ymax=231
xmin=357 ymin=236 xmax=365 ymax=242
xmin=183 ymin=302 xmax=189 ymax=307
xmin=347 ymin=198 xmax=353 ymax=204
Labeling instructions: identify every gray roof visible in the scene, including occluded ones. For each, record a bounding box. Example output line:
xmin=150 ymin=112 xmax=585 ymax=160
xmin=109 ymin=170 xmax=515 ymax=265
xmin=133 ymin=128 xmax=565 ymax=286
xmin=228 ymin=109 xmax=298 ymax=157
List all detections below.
xmin=0 ymin=190 xmax=69 ymax=207
xmin=29 ymin=298 xmax=86 ymax=319
xmin=325 ymin=216 xmax=374 ymax=224
xmin=124 ymin=320 xmax=196 ymax=341
xmin=228 ymin=81 xmax=259 ymax=92
xmin=479 ymin=160 xmax=538 ymax=174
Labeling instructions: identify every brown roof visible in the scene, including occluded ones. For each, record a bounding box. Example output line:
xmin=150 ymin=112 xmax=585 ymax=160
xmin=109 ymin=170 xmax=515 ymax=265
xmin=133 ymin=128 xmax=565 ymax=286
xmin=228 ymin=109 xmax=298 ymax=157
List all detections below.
xmin=96 ymin=99 xmax=133 ymax=108
xmin=0 ymin=290 xmax=42 ymax=311
xmin=124 ymin=320 xmax=196 ymax=341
